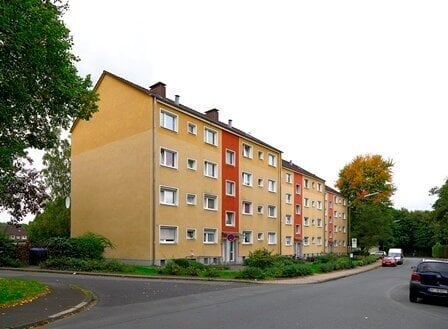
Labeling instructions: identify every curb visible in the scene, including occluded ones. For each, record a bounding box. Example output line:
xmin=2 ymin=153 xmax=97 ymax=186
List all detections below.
xmin=10 ymin=284 xmax=96 ymax=329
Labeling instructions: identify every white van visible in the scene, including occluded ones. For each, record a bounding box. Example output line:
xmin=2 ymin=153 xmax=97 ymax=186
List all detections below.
xmin=388 ymin=248 xmax=404 ymax=265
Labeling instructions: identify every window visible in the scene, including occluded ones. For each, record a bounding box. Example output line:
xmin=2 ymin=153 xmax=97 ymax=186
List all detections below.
xmin=204 ymin=161 xmax=218 ymax=178
xmin=186 ymin=193 xmax=197 ymax=205
xmin=257 ymin=205 xmax=264 ymax=214
xmin=257 ymin=232 xmax=264 ymax=240
xmin=203 ymin=229 xmax=217 ymax=243
xmin=187 ymin=122 xmax=197 ymax=135
xmin=295 ymin=224 xmax=301 ymax=234
xmin=317 ymin=237 xmax=322 ymax=245
xmin=317 ymin=183 xmax=322 ymax=192
xmin=268 ymin=154 xmax=277 ymax=167
xmin=226 ymin=180 xmax=235 ymax=196
xmin=285 ymin=236 xmax=292 ymax=246
xmin=304 ymin=179 xmax=309 ymax=189
xmin=242 ymin=201 xmax=253 ymax=215
xmin=317 ymin=218 xmax=322 ymax=227
xmin=268 ymin=232 xmax=277 ymax=245
xmin=160 ymin=110 xmax=177 ymax=131
xmin=285 ymin=193 xmax=292 ymax=204
xmin=295 ymin=204 xmax=301 ymax=215
xmin=268 ymin=205 xmax=276 ymax=218
xmin=304 ymin=217 xmax=310 ymax=226
xmin=160 ymin=226 xmax=177 ymax=244
xmin=242 ymin=172 xmax=252 ymax=186
xmin=160 ymin=148 xmax=177 ymax=168
xmin=295 ymin=184 xmax=301 ymax=194
xmin=187 ymin=158 xmax=197 ymax=170
xmin=186 ymin=228 xmax=196 ymax=240
xmin=304 ymin=236 xmax=309 ymax=246
xmin=304 ymin=198 xmax=310 ymax=207
xmin=242 ymin=143 xmax=253 ymax=158
xmin=204 ymin=127 xmax=218 ymax=146
xmin=268 ymin=179 xmax=276 ymax=192
xmin=160 ymin=186 xmax=178 ymax=205
xmin=317 ymin=201 xmax=322 ymax=210
xmin=285 ymin=214 xmax=292 ymax=225
xmin=257 ymin=178 xmax=264 ymax=187
xmin=285 ymin=173 xmax=292 ymax=183
xmin=242 ymin=231 xmax=252 ymax=244
xmin=225 ymin=211 xmax=235 ymax=226
xmin=226 ymin=149 xmax=235 ymax=165
xmin=258 ymin=151 xmax=264 ymax=159
xmin=204 ymin=194 xmax=218 ymax=210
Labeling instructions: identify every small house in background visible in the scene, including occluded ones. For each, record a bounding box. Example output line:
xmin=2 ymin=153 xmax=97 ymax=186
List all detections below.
xmin=2 ymin=224 xmax=28 ymax=243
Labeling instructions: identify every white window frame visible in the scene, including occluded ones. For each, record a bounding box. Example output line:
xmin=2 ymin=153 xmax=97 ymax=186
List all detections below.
xmin=304 ymin=179 xmax=309 ymax=189
xmin=285 ymin=214 xmax=292 ymax=225
xmin=203 ymin=228 xmax=217 ymax=244
xmin=257 ymin=178 xmax=264 ymax=187
xmin=160 ymin=147 xmax=178 ymax=169
xmin=225 ymin=149 xmax=236 ymax=165
xmin=304 ymin=198 xmax=310 ymax=207
xmin=257 ymin=232 xmax=264 ymax=241
xmin=187 ymin=158 xmax=197 ymax=171
xmin=295 ymin=224 xmax=301 ymax=234
xmin=268 ymin=205 xmax=277 ymax=218
xmin=258 ymin=151 xmax=264 ymax=160
xmin=226 ymin=180 xmax=236 ymax=196
xmin=295 ymin=184 xmax=301 ymax=194
xmin=187 ymin=122 xmax=197 ymax=135
xmin=268 ymin=153 xmax=277 ymax=167
xmin=268 ymin=179 xmax=277 ymax=193
xmin=295 ymin=204 xmax=301 ymax=215
xmin=186 ymin=193 xmax=197 ymax=205
xmin=285 ymin=173 xmax=292 ymax=183
xmin=257 ymin=205 xmax=264 ymax=214
xmin=285 ymin=236 xmax=292 ymax=246
xmin=204 ymin=160 xmax=218 ymax=179
xmin=242 ymin=143 xmax=253 ymax=158
xmin=242 ymin=172 xmax=253 ymax=186
xmin=204 ymin=194 xmax=218 ymax=211
xmin=160 ymin=110 xmax=178 ymax=132
xmin=242 ymin=231 xmax=253 ymax=244
xmin=285 ymin=193 xmax=292 ymax=204
xmin=242 ymin=201 xmax=253 ymax=215
xmin=303 ymin=236 xmax=309 ymax=246
xmin=160 ymin=186 xmax=178 ymax=206
xmin=268 ymin=232 xmax=277 ymax=245
xmin=159 ymin=226 xmax=178 ymax=244
xmin=204 ymin=127 xmax=218 ymax=146
xmin=225 ymin=211 xmax=235 ymax=226
xmin=186 ymin=228 xmax=196 ymax=240
xmin=304 ymin=217 xmax=310 ymax=226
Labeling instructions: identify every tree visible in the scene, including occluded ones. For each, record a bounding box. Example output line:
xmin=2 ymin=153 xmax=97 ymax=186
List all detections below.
xmin=28 ymin=133 xmax=71 ymax=243
xmin=0 ymin=0 xmax=98 ymax=221
xmin=336 ymin=154 xmax=396 ymax=250
xmin=429 ymin=178 xmax=448 ymax=244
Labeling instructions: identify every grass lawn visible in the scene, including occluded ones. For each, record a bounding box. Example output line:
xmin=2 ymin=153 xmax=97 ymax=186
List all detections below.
xmin=0 ymin=278 xmax=49 ymax=308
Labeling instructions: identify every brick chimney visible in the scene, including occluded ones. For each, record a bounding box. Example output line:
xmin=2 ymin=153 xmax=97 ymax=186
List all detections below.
xmin=205 ymin=108 xmax=219 ymax=122
xmin=149 ymin=82 xmax=166 ymax=98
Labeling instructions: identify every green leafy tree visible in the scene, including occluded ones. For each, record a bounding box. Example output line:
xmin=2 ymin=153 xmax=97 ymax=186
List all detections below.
xmin=429 ymin=178 xmax=448 ymax=244
xmin=336 ymin=154 xmax=396 ymax=250
xmin=0 ymin=0 xmax=98 ymax=221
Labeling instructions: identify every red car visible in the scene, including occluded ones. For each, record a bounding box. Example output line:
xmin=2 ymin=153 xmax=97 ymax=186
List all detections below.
xmin=382 ymin=256 xmax=397 ymax=267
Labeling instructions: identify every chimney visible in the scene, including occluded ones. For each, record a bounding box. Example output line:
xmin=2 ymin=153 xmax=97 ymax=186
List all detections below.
xmin=205 ymin=108 xmax=219 ymax=122
xmin=175 ymin=95 xmax=180 ymax=105
xmin=149 ymin=82 xmax=166 ymax=98
xmin=228 ymin=119 xmax=233 ymax=127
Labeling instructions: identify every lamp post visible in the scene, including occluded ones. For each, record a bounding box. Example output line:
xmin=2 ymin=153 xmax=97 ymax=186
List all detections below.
xmin=347 ymin=191 xmax=380 ymax=267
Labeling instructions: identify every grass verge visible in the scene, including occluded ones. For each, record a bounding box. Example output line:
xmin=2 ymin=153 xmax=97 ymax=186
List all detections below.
xmin=0 ymin=278 xmax=49 ymax=308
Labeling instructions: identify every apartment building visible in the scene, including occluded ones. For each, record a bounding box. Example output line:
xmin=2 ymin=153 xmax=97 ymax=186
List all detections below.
xmin=325 ymin=186 xmax=348 ymax=255
xmin=71 ymin=71 xmax=282 ymax=265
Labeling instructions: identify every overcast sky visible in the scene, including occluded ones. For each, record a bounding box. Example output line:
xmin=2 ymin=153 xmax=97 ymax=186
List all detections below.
xmin=4 ymin=1 xmax=448 ymax=222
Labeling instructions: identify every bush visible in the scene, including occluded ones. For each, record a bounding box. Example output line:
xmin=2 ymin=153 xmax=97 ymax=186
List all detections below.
xmin=236 ymin=267 xmax=265 ymax=280
xmin=40 ymin=257 xmax=134 ymax=273
xmin=244 ymin=248 xmax=276 ymax=269
xmin=315 ymin=262 xmax=335 ymax=273
xmin=282 ymin=264 xmax=312 ymax=277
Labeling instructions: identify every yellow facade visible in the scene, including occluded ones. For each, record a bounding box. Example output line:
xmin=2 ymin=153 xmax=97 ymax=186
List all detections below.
xmin=301 ymin=175 xmax=326 ymax=257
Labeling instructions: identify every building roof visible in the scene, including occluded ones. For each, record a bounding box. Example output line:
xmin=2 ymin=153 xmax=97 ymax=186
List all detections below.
xmin=3 ymin=224 xmax=28 ymax=237
xmin=281 ymin=159 xmax=325 ymax=182
xmin=325 ymin=185 xmax=343 ymax=196
xmin=75 ymin=71 xmax=282 ymax=154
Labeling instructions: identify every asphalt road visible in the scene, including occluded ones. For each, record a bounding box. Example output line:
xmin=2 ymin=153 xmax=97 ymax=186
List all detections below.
xmin=4 ymin=258 xmax=448 ymax=329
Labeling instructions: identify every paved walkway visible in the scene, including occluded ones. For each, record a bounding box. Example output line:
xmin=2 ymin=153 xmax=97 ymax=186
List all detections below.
xmin=0 ymin=261 xmax=381 ymax=328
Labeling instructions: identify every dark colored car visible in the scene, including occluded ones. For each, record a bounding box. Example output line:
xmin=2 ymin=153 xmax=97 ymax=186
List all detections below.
xmin=382 ymin=256 xmax=397 ymax=267
xmin=409 ymin=259 xmax=448 ymax=303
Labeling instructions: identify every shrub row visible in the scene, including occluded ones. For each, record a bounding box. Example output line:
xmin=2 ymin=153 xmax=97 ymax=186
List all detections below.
xmin=158 ymin=258 xmax=224 ymax=277
xmin=40 ymin=257 xmax=134 ymax=273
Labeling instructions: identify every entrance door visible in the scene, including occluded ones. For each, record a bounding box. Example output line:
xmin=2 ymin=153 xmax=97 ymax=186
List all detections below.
xmin=223 ymin=239 xmax=237 ymax=263
xmin=295 ymin=242 xmax=302 ymax=259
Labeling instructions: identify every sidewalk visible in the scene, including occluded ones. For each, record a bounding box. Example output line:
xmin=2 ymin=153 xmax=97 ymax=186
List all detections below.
xmin=0 ymin=261 xmax=380 ymax=328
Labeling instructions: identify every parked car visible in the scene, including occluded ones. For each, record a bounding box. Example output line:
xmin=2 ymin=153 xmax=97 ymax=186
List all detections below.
xmin=409 ymin=259 xmax=448 ymax=303
xmin=382 ymin=256 xmax=397 ymax=267
xmin=388 ymin=248 xmax=404 ymax=265
xmin=371 ymin=251 xmax=386 ymax=258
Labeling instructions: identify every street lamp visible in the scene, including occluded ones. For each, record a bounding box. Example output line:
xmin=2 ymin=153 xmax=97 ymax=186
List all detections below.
xmin=348 ymin=191 xmax=380 ymax=267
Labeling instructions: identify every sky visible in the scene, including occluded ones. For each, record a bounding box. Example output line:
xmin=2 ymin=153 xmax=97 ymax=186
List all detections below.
xmin=3 ymin=0 xmax=448 ymax=222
